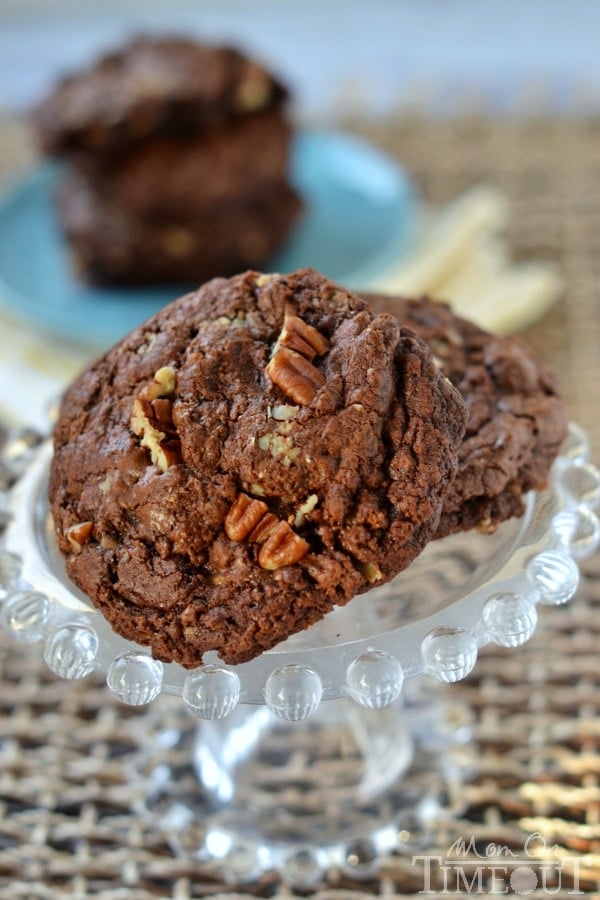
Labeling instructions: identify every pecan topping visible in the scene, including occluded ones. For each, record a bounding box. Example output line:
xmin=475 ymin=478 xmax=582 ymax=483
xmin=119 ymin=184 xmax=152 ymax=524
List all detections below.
xmin=66 ymin=521 xmax=93 ymax=553
xmin=248 ymin=512 xmax=279 ymax=544
xmin=279 ymin=314 xmax=330 ymax=360
xmin=224 ymin=494 xmax=268 ymax=542
xmin=267 ymin=347 xmax=326 ymax=405
xmin=267 ymin=313 xmax=329 ymax=405
xmin=130 ymin=366 xmax=181 ymax=471
xmin=224 ymin=494 xmax=310 ymax=570
xmin=258 ymin=521 xmax=309 ymax=570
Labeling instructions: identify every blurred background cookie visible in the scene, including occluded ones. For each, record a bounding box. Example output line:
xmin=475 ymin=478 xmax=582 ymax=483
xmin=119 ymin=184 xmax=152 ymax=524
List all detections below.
xmin=57 ymin=169 xmax=302 ymax=286
xmin=32 ymin=35 xmax=288 ymax=156
xmin=32 ymin=35 xmax=302 ymax=286
xmin=67 ymin=107 xmax=293 ymax=219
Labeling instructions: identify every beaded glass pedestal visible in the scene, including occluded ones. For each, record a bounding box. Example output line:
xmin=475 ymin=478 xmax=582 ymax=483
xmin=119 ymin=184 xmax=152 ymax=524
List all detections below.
xmin=0 ymin=424 xmax=598 ymax=886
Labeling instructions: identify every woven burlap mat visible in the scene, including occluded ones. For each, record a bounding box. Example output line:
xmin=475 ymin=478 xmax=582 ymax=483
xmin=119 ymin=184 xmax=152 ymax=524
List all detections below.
xmin=1 ymin=114 xmax=600 ymax=898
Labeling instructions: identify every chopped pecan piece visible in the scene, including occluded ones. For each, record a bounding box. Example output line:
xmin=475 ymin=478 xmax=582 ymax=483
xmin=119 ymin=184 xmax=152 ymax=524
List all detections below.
xmin=155 ymin=439 xmax=182 ymax=470
xmin=269 ymin=404 xmax=298 ymax=421
xmin=476 ymin=517 xmax=498 ymax=534
xmin=294 ymin=494 xmax=319 ymax=528
xmin=224 ymin=493 xmax=269 ymax=542
xmin=131 ymin=367 xmax=181 ymax=471
xmin=66 ymin=521 xmax=93 ymax=553
xmin=267 ymin=347 xmax=325 ymax=405
xmin=358 ymin=561 xmax=383 ymax=584
xmin=149 ymin=397 xmax=176 ymax=435
xmin=141 ymin=366 xmax=176 ymax=401
xmin=279 ymin=313 xmax=330 ymax=360
xmin=131 ymin=398 xmax=181 ymax=471
xmin=258 ymin=521 xmax=309 ymax=570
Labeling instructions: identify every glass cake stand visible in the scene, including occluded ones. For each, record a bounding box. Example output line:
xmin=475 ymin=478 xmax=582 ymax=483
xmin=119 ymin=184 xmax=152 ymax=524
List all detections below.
xmin=1 ymin=423 xmax=599 ymax=887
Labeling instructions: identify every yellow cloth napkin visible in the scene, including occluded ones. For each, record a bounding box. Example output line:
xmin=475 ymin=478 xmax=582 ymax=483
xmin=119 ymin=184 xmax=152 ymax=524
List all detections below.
xmin=370 ymin=185 xmax=561 ymax=334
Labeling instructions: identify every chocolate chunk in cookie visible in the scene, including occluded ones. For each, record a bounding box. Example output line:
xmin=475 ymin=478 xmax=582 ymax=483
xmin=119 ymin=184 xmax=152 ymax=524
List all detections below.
xmin=365 ymin=294 xmax=568 ymax=538
xmin=50 ymin=269 xmax=467 ymax=667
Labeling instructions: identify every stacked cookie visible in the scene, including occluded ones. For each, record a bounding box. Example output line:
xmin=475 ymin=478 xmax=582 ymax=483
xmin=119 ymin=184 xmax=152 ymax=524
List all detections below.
xmin=365 ymin=294 xmax=568 ymax=538
xmin=33 ymin=36 xmax=302 ymax=286
xmin=49 ymin=269 xmax=567 ymax=667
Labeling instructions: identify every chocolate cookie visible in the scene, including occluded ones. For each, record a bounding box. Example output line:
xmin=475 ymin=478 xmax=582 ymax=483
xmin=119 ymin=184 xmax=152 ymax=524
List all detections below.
xmin=69 ymin=106 xmax=292 ymax=220
xmin=365 ymin=294 xmax=568 ymax=537
xmin=57 ymin=171 xmax=302 ymax=285
xmin=33 ymin=36 xmax=287 ymax=157
xmin=50 ymin=269 xmax=467 ymax=667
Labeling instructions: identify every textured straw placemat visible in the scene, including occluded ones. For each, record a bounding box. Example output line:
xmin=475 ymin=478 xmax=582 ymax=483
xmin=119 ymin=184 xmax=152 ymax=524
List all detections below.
xmin=1 ymin=114 xmax=600 ymax=898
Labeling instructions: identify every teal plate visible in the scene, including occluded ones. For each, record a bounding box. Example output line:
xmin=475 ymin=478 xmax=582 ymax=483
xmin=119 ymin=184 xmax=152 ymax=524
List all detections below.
xmin=0 ymin=130 xmax=414 ymax=348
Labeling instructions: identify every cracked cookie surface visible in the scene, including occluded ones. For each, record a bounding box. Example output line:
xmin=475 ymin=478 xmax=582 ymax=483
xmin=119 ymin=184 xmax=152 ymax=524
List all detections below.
xmin=365 ymin=294 xmax=568 ymax=538
xmin=49 ymin=270 xmax=467 ymax=666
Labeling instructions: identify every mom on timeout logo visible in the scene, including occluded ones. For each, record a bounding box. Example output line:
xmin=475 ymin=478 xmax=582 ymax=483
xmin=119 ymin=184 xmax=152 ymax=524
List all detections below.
xmin=412 ymin=832 xmax=583 ymax=895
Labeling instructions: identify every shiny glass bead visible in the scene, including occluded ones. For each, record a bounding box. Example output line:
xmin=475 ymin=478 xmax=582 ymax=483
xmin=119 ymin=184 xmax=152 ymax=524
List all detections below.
xmin=107 ymin=651 xmax=163 ymax=705
xmin=264 ymin=664 xmax=322 ymax=721
xmin=346 ymin=649 xmax=404 ymax=708
xmin=526 ymin=551 xmax=579 ymax=605
xmin=0 ymin=590 xmax=50 ymax=643
xmin=482 ymin=592 xmax=538 ymax=647
xmin=422 ymin=626 xmax=478 ymax=683
xmin=44 ymin=624 xmax=99 ymax=679
xmin=182 ymin=665 xmax=240 ymax=719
